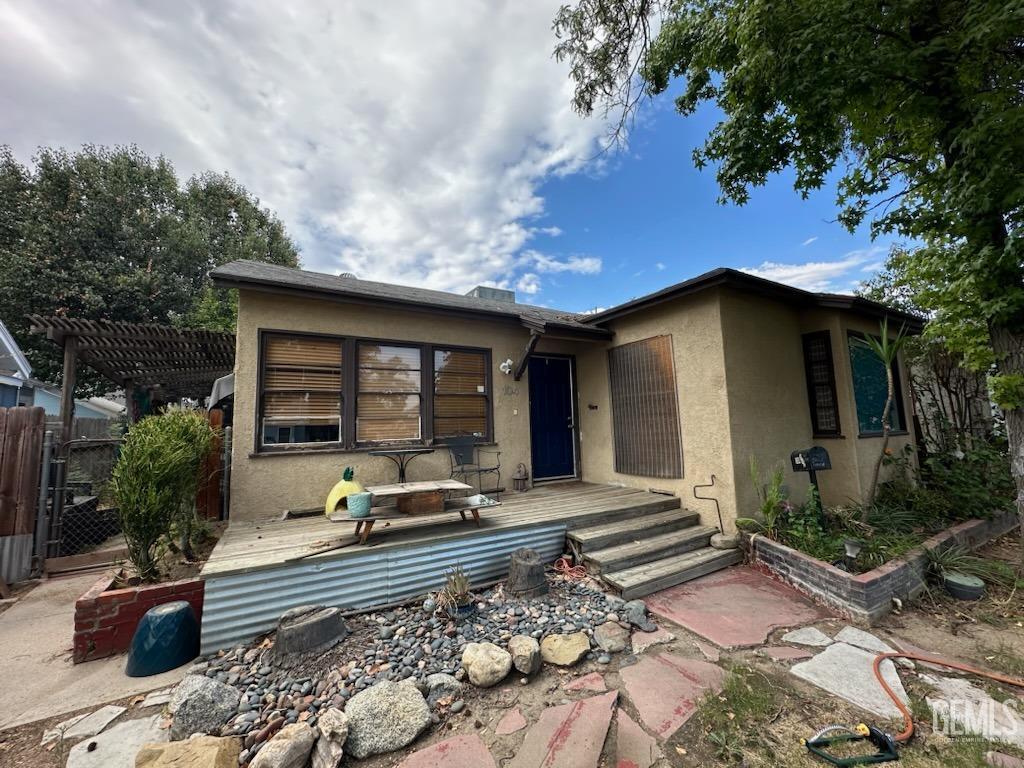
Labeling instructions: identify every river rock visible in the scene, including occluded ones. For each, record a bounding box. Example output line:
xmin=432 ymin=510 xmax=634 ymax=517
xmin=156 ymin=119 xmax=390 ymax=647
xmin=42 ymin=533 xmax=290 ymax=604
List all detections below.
xmin=540 ymin=632 xmax=591 ymax=666
xmin=169 ymin=675 xmax=241 ymax=740
xmin=250 ymin=723 xmax=316 ymax=768
xmin=424 ymin=673 xmax=463 ymax=707
xmin=344 ymin=679 xmax=432 ymax=759
xmin=461 ymin=642 xmax=512 ymax=687
xmin=135 ymin=736 xmax=240 ymax=768
xmin=594 ymin=621 xmax=629 ymax=653
xmin=620 ymin=600 xmax=655 ymax=632
xmin=312 ymin=708 xmax=348 ymax=768
xmin=508 ymin=635 xmax=541 ymax=675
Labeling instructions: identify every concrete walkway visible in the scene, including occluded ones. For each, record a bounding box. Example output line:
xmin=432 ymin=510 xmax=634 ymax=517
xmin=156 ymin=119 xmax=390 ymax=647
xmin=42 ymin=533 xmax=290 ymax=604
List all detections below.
xmin=0 ymin=573 xmax=187 ymax=730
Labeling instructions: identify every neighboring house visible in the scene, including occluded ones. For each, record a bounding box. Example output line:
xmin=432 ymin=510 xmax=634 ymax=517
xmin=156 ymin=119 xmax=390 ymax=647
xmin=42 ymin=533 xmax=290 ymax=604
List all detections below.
xmin=0 ymin=319 xmax=32 ymax=407
xmin=211 ymin=260 xmax=922 ymax=530
xmin=22 ymin=379 xmax=126 ymax=420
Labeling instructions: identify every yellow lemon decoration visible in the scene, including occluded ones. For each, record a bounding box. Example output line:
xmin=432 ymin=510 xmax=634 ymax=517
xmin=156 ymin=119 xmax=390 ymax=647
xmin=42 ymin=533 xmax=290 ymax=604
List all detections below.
xmin=325 ymin=466 xmax=365 ymax=516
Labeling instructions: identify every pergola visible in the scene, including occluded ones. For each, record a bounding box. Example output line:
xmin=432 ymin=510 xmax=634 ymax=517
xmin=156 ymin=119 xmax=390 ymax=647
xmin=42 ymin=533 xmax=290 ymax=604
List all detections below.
xmin=29 ymin=315 xmax=235 ymax=439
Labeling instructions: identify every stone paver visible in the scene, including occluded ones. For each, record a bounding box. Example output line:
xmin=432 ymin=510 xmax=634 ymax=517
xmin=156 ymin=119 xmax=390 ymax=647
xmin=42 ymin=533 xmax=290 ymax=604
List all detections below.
xmin=761 ymin=646 xmax=813 ymax=661
xmin=66 ymin=715 xmax=168 ymax=768
xmin=924 ymin=674 xmax=1024 ymax=748
xmin=694 ymin=641 xmax=720 ymax=662
xmin=834 ymin=626 xmax=895 ymax=654
xmin=644 ymin=567 xmax=822 ymax=648
xmin=398 ymin=734 xmax=497 ymax=768
xmin=631 ymin=627 xmax=674 ymax=654
xmin=141 ymin=688 xmax=175 ymax=708
xmin=615 ymin=709 xmax=661 ymax=768
xmin=781 ymin=626 xmax=833 ymax=647
xmin=988 ymin=751 xmax=1024 ymax=768
xmin=508 ymin=690 xmax=617 ymax=768
xmin=563 ymin=672 xmax=607 ymax=693
xmin=495 ymin=707 xmax=527 ymax=735
xmin=620 ymin=653 xmax=725 ymax=738
xmin=790 ymin=642 xmax=909 ymax=719
xmin=62 ymin=704 xmax=126 ymax=740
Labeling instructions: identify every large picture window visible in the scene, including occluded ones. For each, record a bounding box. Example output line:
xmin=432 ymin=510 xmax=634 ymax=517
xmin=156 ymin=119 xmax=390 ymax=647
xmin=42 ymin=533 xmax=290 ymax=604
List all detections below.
xmin=607 ymin=335 xmax=683 ymax=478
xmin=357 ymin=343 xmax=422 ymax=444
xmin=848 ymin=332 xmax=905 ymax=435
xmin=260 ymin=334 xmax=343 ymax=446
xmin=801 ymin=331 xmax=841 ymax=436
xmin=433 ymin=348 xmax=489 ymax=439
xmin=257 ymin=332 xmax=492 ymax=450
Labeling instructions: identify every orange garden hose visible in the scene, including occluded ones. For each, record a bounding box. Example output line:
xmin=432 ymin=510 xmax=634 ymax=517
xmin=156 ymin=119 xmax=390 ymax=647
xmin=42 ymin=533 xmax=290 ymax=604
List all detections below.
xmin=552 ymin=556 xmax=588 ymax=580
xmin=872 ymin=651 xmax=1024 ymax=743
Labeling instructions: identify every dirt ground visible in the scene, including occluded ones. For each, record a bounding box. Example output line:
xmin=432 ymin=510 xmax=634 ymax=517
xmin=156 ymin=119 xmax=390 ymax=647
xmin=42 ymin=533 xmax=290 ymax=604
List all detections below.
xmin=4 ymin=531 xmax=1022 ymax=767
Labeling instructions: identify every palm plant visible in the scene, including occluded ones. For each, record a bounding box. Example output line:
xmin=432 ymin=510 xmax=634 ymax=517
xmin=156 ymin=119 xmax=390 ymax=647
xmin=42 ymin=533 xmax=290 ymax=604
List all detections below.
xmin=736 ymin=457 xmax=787 ymax=539
xmin=855 ymin=319 xmax=909 ymax=506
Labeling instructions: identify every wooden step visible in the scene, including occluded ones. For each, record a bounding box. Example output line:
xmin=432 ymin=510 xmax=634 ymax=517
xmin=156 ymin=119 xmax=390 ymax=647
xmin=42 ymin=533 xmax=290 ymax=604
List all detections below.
xmin=582 ymin=525 xmax=718 ymax=574
xmin=568 ymin=508 xmax=695 ymax=551
xmin=602 ymin=547 xmax=744 ymax=600
xmin=562 ymin=496 xmax=683 ymax=531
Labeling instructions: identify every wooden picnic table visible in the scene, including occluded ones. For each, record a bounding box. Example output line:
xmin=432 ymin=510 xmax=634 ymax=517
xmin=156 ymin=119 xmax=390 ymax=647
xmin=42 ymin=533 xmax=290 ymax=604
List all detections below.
xmin=326 ymin=480 xmax=501 ymax=545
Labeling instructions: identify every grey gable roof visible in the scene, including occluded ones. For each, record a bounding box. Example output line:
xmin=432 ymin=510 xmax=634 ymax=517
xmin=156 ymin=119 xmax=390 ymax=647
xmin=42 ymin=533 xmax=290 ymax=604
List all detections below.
xmin=210 ymin=260 xmax=611 ymax=338
xmin=212 ymin=260 xmax=923 ymax=335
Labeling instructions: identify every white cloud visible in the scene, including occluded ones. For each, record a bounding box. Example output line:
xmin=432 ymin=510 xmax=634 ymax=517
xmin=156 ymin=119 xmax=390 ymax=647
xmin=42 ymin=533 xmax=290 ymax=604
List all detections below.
xmin=740 ymin=247 xmax=886 ymax=293
xmin=516 ymin=273 xmax=541 ymax=295
xmin=0 ymin=1 xmax=611 ymax=292
xmin=523 ymin=250 xmax=602 ymax=275
xmin=655 ymin=262 xmax=666 ymax=270
xmin=801 ymin=236 xmax=819 ymax=247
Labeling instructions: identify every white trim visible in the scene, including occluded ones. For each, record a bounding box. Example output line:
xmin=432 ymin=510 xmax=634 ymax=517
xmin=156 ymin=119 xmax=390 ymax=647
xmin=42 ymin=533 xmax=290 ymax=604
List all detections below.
xmin=0 ymin=320 xmax=31 ymax=381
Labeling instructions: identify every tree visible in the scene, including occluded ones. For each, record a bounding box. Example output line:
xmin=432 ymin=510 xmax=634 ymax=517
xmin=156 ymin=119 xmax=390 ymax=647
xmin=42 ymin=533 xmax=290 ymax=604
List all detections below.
xmin=0 ymin=145 xmax=300 ymax=393
xmin=554 ymin=0 xmax=1024 ymax=565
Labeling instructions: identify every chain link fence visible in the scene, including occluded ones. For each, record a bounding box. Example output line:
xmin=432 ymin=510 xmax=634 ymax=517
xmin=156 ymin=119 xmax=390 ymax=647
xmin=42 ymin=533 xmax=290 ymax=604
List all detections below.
xmin=48 ymin=438 xmax=124 ymax=559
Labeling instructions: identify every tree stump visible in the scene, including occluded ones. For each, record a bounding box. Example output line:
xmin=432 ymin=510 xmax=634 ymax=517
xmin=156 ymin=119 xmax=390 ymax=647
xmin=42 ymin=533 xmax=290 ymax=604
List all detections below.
xmin=506 ymin=548 xmax=548 ymax=598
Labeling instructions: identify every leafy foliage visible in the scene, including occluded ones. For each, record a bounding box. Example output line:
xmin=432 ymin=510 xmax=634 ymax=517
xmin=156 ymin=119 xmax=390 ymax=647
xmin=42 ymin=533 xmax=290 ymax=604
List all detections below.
xmin=0 ymin=145 xmax=300 ymax=393
xmin=112 ymin=407 xmax=217 ymax=581
xmin=924 ymin=544 xmax=1018 ymax=590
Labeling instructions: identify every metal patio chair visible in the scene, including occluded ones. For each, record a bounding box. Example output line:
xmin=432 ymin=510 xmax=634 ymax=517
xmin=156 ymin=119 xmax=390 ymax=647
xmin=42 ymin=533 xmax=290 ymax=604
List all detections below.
xmin=447 ymin=435 xmax=501 ymax=499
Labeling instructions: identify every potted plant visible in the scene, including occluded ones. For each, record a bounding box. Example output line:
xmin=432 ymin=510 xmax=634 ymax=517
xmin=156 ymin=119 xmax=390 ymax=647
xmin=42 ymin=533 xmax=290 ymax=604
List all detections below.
xmin=438 ymin=565 xmax=475 ymax=619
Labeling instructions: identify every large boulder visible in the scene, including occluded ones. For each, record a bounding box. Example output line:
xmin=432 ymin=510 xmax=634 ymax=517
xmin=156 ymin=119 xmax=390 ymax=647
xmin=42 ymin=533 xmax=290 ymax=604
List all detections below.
xmin=312 ymin=708 xmax=348 ymax=768
xmin=344 ymin=679 xmax=432 ymax=759
xmin=594 ymin=621 xmax=630 ymax=653
xmin=461 ymin=642 xmax=512 ymax=687
xmin=136 ymin=736 xmax=240 ymax=768
xmin=423 ymin=673 xmax=464 ymax=707
xmin=508 ymin=635 xmax=541 ymax=675
xmin=540 ymin=633 xmax=591 ymax=666
xmin=273 ymin=605 xmax=348 ymax=657
xmin=169 ymin=675 xmax=240 ymax=740
xmin=249 ymin=723 xmax=316 ymax=768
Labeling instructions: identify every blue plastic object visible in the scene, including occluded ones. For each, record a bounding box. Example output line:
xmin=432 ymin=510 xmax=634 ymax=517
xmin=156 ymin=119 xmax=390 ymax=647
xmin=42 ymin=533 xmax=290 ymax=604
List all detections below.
xmin=125 ymin=600 xmax=200 ymax=677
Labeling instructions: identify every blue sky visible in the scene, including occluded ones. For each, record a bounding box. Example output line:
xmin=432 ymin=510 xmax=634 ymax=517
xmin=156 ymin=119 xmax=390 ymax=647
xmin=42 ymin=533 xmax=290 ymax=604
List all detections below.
xmin=0 ymin=1 xmax=894 ymax=311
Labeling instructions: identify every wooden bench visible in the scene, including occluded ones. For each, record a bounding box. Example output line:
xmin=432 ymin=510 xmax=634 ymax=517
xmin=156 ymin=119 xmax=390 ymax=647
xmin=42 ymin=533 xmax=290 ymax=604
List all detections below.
xmin=329 ymin=495 xmax=501 ymax=544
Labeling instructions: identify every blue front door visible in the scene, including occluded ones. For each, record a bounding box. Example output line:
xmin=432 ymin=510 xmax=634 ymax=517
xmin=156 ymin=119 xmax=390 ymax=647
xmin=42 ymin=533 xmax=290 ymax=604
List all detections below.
xmin=528 ymin=356 xmax=577 ymax=480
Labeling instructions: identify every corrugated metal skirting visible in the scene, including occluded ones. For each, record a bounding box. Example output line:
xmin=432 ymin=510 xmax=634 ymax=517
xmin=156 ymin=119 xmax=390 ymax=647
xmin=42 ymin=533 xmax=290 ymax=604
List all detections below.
xmin=0 ymin=534 xmax=33 ymax=584
xmin=200 ymin=523 xmax=567 ymax=653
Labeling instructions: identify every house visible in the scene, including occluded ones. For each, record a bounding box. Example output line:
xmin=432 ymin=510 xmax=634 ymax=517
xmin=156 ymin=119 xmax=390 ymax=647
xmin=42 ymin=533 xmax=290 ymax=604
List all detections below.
xmin=211 ymin=260 xmax=923 ymax=529
xmin=21 ymin=379 xmax=126 ymax=421
xmin=0 ymin=319 xmax=32 ymax=407
xmin=198 ymin=259 xmax=922 ymax=650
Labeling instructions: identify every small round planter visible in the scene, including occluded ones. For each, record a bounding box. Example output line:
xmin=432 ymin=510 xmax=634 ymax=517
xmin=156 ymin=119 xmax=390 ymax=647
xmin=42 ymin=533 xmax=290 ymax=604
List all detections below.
xmin=447 ymin=602 xmax=476 ymax=621
xmin=347 ymin=492 xmax=373 ymax=518
xmin=943 ymin=570 xmax=985 ymax=601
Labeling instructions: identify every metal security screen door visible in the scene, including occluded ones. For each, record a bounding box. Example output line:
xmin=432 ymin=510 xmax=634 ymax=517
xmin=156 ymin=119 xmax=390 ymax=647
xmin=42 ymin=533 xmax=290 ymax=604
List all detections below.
xmin=528 ymin=356 xmax=578 ymax=480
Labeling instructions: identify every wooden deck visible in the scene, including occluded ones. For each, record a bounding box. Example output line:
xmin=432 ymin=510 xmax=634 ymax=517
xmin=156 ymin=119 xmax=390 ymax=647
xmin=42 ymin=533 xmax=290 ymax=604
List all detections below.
xmin=202 ymin=482 xmax=679 ymax=579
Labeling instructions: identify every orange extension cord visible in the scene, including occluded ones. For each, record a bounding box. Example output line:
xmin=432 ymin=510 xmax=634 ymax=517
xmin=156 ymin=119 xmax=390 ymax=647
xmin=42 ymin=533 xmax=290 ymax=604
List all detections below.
xmin=552 ymin=556 xmax=588 ymax=580
xmin=873 ymin=651 xmax=1024 ymax=742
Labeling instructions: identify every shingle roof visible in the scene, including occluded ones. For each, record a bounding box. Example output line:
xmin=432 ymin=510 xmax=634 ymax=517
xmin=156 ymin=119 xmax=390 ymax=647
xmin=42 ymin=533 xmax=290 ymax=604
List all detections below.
xmin=210 ymin=260 xmax=611 ymax=338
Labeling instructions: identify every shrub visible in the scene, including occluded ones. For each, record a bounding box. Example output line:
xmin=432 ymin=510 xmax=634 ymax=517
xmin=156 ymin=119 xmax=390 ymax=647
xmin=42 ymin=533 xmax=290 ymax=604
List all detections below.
xmin=112 ymin=407 xmax=216 ymax=581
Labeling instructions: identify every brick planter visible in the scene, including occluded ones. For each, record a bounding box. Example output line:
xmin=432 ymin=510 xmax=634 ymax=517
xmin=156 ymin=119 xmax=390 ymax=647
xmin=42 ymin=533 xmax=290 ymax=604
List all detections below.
xmin=73 ymin=570 xmax=204 ymax=663
xmin=748 ymin=511 xmax=1018 ymax=624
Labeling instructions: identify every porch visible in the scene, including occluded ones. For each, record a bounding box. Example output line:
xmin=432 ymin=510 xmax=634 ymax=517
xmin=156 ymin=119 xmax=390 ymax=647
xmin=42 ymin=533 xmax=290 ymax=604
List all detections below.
xmin=199 ymin=482 xmax=681 ymax=652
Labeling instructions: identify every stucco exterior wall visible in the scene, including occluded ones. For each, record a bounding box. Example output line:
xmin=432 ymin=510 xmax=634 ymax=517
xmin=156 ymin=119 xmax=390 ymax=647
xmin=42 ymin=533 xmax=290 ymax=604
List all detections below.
xmin=230 ymin=290 xmax=540 ymax=521
xmin=717 ymin=289 xmax=916 ymax=522
xmin=572 ymin=290 xmax=738 ymax=528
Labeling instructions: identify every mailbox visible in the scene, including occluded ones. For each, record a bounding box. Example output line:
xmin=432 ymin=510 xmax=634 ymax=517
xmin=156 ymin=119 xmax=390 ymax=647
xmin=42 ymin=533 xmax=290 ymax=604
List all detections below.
xmin=790 ymin=446 xmax=831 ymax=473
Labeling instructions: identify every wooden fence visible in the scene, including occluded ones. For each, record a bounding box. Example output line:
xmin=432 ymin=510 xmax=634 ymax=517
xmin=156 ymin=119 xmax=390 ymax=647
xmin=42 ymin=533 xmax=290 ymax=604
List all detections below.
xmin=196 ymin=408 xmax=225 ymax=521
xmin=0 ymin=407 xmax=44 ymax=537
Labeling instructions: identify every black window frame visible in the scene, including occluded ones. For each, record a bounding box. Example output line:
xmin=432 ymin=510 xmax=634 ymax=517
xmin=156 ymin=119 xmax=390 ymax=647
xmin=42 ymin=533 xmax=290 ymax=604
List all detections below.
xmin=847 ymin=330 xmax=908 ymax=437
xmin=801 ymin=330 xmax=842 ymax=438
xmin=255 ymin=329 xmax=493 ymax=453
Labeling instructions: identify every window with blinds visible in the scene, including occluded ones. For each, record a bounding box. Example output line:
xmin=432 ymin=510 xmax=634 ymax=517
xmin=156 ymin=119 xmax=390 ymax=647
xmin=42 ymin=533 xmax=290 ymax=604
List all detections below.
xmin=261 ymin=334 xmax=342 ymax=445
xmin=434 ymin=348 xmax=490 ymax=440
xmin=607 ymin=335 xmax=683 ymax=478
xmin=801 ymin=331 xmax=841 ymax=436
xmin=357 ymin=343 xmax=422 ymax=443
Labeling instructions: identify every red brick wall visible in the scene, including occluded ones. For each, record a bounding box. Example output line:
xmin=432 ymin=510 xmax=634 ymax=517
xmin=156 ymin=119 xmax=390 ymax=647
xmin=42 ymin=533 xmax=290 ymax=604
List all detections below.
xmin=73 ymin=570 xmax=204 ymax=663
